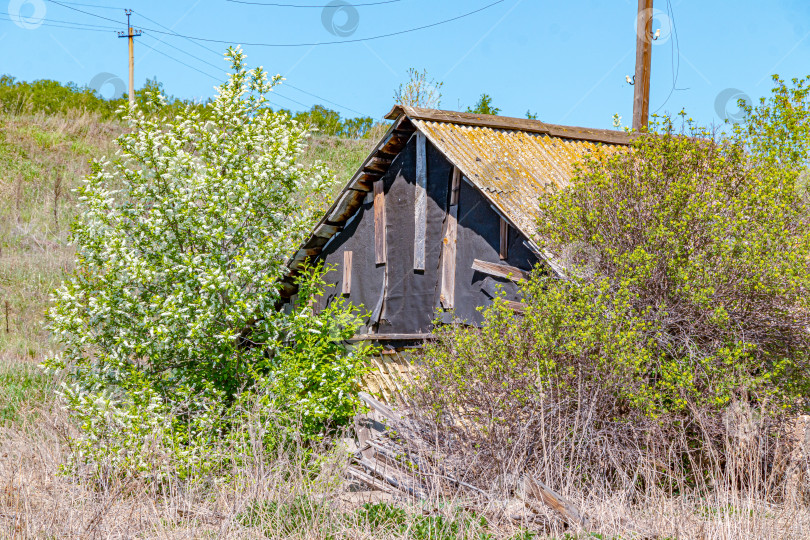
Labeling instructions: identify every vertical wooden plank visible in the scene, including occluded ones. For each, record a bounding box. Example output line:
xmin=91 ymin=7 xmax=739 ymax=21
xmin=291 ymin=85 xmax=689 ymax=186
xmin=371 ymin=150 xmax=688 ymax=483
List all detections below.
xmin=499 ymin=217 xmax=509 ymax=260
xmin=342 ymin=250 xmax=353 ymax=295
xmin=414 ymin=133 xmax=427 ymax=271
xmin=440 ymin=167 xmax=461 ymax=309
xmin=373 ymin=180 xmax=387 ymax=265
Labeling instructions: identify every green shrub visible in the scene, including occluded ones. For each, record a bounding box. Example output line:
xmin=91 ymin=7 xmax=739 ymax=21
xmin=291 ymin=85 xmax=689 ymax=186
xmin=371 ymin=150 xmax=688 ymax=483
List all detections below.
xmin=412 ymin=76 xmax=810 ymax=489
xmin=533 ymin=92 xmax=810 ymax=415
xmin=45 ymin=47 xmax=371 ymax=480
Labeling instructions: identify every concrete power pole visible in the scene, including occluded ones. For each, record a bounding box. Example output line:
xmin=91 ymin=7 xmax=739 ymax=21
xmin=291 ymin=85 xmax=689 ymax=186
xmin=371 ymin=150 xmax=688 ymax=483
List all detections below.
xmin=632 ymin=0 xmax=653 ymax=131
xmin=118 ymin=9 xmax=141 ymax=106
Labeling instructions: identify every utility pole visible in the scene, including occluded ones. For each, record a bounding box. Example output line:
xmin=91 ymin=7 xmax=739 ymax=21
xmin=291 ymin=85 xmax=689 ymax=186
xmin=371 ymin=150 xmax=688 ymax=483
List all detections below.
xmin=632 ymin=0 xmax=653 ymax=131
xmin=118 ymin=9 xmax=141 ymax=106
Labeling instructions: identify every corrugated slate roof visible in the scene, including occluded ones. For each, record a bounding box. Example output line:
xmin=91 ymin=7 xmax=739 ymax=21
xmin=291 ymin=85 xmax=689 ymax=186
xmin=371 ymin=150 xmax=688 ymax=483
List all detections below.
xmin=412 ymin=119 xmax=622 ymax=237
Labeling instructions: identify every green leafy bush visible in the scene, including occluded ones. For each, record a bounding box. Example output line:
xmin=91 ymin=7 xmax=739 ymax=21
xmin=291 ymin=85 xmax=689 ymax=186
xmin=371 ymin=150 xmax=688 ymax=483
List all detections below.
xmin=45 ymin=47 xmax=371 ymax=479
xmin=412 ymin=76 xmax=810 ymax=489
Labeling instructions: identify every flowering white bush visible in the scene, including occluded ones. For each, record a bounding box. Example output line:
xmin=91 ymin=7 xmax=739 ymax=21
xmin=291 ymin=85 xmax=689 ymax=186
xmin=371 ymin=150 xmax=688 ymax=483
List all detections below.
xmin=46 ymin=48 xmax=370 ymax=479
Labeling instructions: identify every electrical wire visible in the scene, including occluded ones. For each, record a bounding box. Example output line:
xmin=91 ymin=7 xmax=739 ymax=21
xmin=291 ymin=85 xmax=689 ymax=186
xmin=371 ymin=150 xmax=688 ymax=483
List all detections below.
xmin=226 ymin=0 xmax=400 ymax=6
xmin=37 ymin=0 xmax=394 ymax=115
xmin=139 ymin=34 xmax=335 ymax=113
xmin=653 ymin=0 xmax=683 ymax=114
xmin=0 ymin=13 xmax=116 ymax=32
xmin=2 ymin=11 xmax=120 ymax=30
xmin=133 ymin=9 xmax=222 ymax=57
xmin=46 ymin=0 xmax=506 ymax=47
xmin=133 ymin=8 xmax=371 ymax=116
xmin=138 ymin=39 xmax=227 ymax=83
xmin=283 ymin=83 xmax=367 ymax=116
xmin=54 ymin=0 xmax=124 ymax=10
xmin=141 ymin=32 xmax=225 ymax=74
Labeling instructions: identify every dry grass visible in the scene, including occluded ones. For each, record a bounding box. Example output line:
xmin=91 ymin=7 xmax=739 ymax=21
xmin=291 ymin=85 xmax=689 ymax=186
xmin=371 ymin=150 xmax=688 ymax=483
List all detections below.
xmin=0 ymin=383 xmax=809 ymax=539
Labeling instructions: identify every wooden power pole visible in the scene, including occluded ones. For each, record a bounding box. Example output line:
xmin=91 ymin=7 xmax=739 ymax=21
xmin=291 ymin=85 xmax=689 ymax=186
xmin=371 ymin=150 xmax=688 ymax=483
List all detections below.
xmin=118 ymin=9 xmax=141 ymax=106
xmin=632 ymin=0 xmax=653 ymax=131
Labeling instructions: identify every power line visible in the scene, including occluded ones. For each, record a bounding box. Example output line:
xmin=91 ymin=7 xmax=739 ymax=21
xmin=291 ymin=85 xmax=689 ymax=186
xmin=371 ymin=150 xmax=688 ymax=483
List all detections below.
xmin=141 ymin=32 xmax=225 ymax=74
xmin=227 ymin=0 xmax=400 ymax=6
xmin=653 ymin=0 xmax=683 ymax=114
xmin=56 ymin=0 xmax=124 ymax=10
xmin=45 ymin=0 xmax=130 ymax=25
xmin=133 ymin=9 xmax=222 ymax=57
xmin=140 ymin=35 xmax=335 ymax=114
xmin=0 ymin=13 xmax=118 ymax=31
xmin=133 ymin=8 xmax=371 ymax=116
xmin=40 ymin=0 xmax=386 ymax=116
xmin=139 ymin=38 xmax=226 ymax=83
xmin=283 ymin=83 xmax=367 ymax=116
xmin=46 ymin=0 xmax=506 ymax=47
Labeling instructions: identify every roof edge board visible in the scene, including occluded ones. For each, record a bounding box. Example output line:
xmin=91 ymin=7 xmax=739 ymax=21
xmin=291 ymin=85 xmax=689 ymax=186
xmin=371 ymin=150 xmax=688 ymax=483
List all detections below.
xmin=384 ymin=104 xmax=634 ymax=146
xmin=283 ymin=115 xmax=415 ymax=278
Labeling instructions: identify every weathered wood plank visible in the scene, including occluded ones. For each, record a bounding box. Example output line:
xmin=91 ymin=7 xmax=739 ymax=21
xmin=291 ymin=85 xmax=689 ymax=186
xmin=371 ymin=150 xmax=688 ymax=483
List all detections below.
xmin=342 ymin=251 xmax=352 ymax=296
xmin=471 ymin=258 xmax=530 ymax=282
xmin=525 ymin=476 xmax=591 ymax=529
xmin=499 ymin=217 xmax=509 ymax=260
xmin=414 ymin=133 xmax=427 ymax=271
xmin=364 ymin=157 xmax=393 ymax=173
xmin=374 ymin=180 xmax=387 ymax=265
xmin=503 ymin=300 xmax=526 ymax=313
xmin=440 ymin=167 xmax=461 ymax=308
xmin=313 ymin=223 xmax=342 ymax=238
xmin=378 ymin=133 xmax=410 ymax=154
xmin=348 ymin=333 xmax=434 ymax=342
xmin=345 ymin=466 xmax=398 ymax=495
xmin=327 ymin=190 xmax=365 ymax=224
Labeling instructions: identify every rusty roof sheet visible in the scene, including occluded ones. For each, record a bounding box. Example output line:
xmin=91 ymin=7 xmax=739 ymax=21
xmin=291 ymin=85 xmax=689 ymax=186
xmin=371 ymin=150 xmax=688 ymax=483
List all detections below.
xmin=412 ymin=119 xmax=623 ymax=237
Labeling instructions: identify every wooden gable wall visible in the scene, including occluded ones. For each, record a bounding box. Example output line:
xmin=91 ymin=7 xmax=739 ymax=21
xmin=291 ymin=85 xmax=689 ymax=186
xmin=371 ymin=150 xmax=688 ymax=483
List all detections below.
xmin=315 ymin=133 xmax=541 ymax=337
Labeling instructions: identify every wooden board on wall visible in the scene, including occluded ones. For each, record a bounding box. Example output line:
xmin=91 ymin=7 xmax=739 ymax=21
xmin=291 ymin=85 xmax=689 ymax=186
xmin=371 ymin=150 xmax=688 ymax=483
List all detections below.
xmin=342 ymin=250 xmax=353 ymax=295
xmin=440 ymin=167 xmax=461 ymax=308
xmin=499 ymin=217 xmax=509 ymax=260
xmin=374 ymin=180 xmax=387 ymax=265
xmin=414 ymin=133 xmax=427 ymax=271
xmin=471 ymin=258 xmax=530 ymax=282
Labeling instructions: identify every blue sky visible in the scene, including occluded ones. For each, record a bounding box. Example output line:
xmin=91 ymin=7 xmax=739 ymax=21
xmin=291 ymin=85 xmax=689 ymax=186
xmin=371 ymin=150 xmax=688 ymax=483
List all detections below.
xmin=2 ymin=0 xmax=810 ymax=129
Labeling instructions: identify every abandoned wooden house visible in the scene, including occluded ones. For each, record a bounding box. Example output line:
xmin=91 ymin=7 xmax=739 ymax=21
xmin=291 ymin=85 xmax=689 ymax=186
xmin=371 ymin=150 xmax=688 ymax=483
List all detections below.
xmin=281 ymin=105 xmax=632 ymax=344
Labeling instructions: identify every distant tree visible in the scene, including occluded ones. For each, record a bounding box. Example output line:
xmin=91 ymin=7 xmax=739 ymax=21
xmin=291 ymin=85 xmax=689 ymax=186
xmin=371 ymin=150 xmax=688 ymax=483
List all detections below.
xmin=525 ymin=110 xmax=538 ymax=120
xmin=289 ymin=104 xmax=374 ymax=139
xmin=466 ymin=94 xmax=500 ymax=115
xmin=394 ymin=68 xmax=443 ymax=109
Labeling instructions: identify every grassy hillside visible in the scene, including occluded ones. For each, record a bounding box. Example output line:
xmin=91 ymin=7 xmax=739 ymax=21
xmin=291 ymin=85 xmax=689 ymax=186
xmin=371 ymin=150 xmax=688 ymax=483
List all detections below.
xmin=0 ymin=107 xmax=375 ymax=424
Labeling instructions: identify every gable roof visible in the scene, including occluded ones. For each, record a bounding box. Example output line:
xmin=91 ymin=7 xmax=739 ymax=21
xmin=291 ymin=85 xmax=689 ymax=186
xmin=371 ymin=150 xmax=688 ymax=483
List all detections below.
xmin=281 ymin=105 xmax=633 ymax=296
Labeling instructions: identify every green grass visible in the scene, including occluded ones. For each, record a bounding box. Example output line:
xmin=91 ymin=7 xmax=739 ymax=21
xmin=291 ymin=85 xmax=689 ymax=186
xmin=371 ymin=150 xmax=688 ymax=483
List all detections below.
xmin=0 ymin=355 xmax=51 ymax=424
xmin=239 ymin=499 xmax=498 ymax=540
xmin=301 ymin=131 xmax=379 ymax=193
